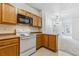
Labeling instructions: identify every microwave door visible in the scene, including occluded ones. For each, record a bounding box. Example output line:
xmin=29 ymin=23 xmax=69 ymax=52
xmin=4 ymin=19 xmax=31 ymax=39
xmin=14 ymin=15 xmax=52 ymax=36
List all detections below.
xmin=25 ymin=19 xmax=30 ymax=24
xmin=19 ymin=18 xmax=25 ymax=23
xmin=18 ymin=14 xmax=32 ymax=24
xmin=30 ymin=18 xmax=33 ymax=25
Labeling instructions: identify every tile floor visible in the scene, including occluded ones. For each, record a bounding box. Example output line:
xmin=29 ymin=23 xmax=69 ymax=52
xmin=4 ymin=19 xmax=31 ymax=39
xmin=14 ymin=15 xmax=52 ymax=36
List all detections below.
xmin=31 ymin=47 xmax=58 ymax=56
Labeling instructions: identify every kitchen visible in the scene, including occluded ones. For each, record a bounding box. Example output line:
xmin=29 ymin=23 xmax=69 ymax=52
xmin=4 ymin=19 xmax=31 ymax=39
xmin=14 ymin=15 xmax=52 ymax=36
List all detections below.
xmin=0 ymin=3 xmax=57 ymax=56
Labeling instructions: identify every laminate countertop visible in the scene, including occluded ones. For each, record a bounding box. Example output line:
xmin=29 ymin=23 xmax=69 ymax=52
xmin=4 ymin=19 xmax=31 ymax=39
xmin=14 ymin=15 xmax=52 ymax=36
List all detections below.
xmin=30 ymin=32 xmax=42 ymax=35
xmin=0 ymin=35 xmax=19 ymax=40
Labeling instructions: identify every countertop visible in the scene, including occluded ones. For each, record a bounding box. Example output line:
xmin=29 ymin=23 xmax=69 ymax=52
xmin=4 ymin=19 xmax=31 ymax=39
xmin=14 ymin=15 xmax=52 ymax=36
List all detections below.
xmin=30 ymin=32 xmax=42 ymax=35
xmin=30 ymin=32 xmax=57 ymax=36
xmin=0 ymin=35 xmax=19 ymax=40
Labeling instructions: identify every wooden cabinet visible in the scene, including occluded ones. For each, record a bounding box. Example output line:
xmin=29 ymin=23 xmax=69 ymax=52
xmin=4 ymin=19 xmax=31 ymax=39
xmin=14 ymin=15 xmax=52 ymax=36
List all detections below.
xmin=0 ymin=3 xmax=42 ymax=25
xmin=18 ymin=9 xmax=32 ymax=17
xmin=48 ymin=35 xmax=57 ymax=52
xmin=2 ymin=3 xmax=17 ymax=24
xmin=38 ymin=17 xmax=42 ymax=27
xmin=0 ymin=43 xmax=19 ymax=56
xmin=0 ymin=4 xmax=1 ymax=23
xmin=36 ymin=34 xmax=42 ymax=49
xmin=42 ymin=34 xmax=57 ymax=52
xmin=32 ymin=15 xmax=42 ymax=27
xmin=32 ymin=15 xmax=38 ymax=27
xmin=43 ymin=34 xmax=49 ymax=48
xmin=26 ymin=11 xmax=32 ymax=17
xmin=18 ymin=9 xmax=26 ymax=16
xmin=0 ymin=38 xmax=20 ymax=56
xmin=18 ymin=8 xmax=42 ymax=27
xmin=36 ymin=34 xmax=57 ymax=52
xmin=18 ymin=9 xmax=42 ymax=27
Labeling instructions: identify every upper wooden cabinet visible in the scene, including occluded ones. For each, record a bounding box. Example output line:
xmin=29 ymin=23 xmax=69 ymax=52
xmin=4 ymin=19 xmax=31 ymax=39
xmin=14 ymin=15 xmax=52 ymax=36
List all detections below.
xmin=18 ymin=8 xmax=42 ymax=27
xmin=26 ymin=11 xmax=32 ymax=17
xmin=2 ymin=3 xmax=17 ymax=24
xmin=0 ymin=3 xmax=42 ymax=25
xmin=32 ymin=15 xmax=38 ymax=27
xmin=18 ymin=9 xmax=26 ymax=16
xmin=0 ymin=4 xmax=1 ymax=23
xmin=32 ymin=15 xmax=42 ymax=27
xmin=37 ymin=17 xmax=42 ymax=27
xmin=18 ymin=9 xmax=32 ymax=17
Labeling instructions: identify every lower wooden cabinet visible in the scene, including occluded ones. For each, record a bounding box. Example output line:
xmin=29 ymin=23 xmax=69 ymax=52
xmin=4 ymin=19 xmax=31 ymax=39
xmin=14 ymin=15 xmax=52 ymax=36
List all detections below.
xmin=0 ymin=44 xmax=19 ymax=56
xmin=43 ymin=34 xmax=49 ymax=48
xmin=36 ymin=34 xmax=57 ymax=52
xmin=0 ymin=38 xmax=20 ymax=56
xmin=36 ymin=34 xmax=42 ymax=49
xmin=48 ymin=35 xmax=57 ymax=52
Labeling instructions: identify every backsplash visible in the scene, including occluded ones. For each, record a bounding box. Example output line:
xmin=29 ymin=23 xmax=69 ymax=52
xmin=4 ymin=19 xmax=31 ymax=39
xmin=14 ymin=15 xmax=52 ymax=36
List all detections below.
xmin=16 ymin=24 xmax=41 ymax=32
xmin=0 ymin=24 xmax=15 ymax=34
xmin=0 ymin=24 xmax=41 ymax=34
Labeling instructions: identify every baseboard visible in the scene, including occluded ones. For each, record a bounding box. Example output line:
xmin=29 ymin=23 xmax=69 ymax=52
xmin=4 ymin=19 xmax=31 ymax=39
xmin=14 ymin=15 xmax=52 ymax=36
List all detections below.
xmin=37 ymin=46 xmax=57 ymax=52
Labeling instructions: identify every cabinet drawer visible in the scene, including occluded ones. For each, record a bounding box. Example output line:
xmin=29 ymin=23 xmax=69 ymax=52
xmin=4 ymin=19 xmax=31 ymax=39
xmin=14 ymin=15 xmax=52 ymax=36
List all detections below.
xmin=0 ymin=43 xmax=19 ymax=56
xmin=0 ymin=38 xmax=19 ymax=46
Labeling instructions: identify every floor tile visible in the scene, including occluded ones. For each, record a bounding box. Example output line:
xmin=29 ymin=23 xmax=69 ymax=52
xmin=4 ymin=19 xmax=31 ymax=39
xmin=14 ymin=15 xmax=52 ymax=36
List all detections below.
xmin=31 ymin=47 xmax=58 ymax=56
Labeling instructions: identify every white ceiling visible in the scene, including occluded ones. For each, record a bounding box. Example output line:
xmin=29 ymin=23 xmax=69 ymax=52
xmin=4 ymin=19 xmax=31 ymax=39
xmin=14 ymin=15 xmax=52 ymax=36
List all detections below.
xmin=27 ymin=3 xmax=61 ymax=13
xmin=27 ymin=3 xmax=79 ymax=13
xmin=27 ymin=3 xmax=79 ymax=18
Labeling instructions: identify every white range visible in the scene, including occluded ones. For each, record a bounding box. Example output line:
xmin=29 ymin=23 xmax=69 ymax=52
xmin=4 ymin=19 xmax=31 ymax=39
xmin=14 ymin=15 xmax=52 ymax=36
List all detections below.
xmin=16 ymin=31 xmax=36 ymax=56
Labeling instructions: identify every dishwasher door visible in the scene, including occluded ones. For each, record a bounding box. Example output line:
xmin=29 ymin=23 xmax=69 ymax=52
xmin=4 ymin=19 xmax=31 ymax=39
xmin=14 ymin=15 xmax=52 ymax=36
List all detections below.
xmin=20 ymin=34 xmax=36 ymax=55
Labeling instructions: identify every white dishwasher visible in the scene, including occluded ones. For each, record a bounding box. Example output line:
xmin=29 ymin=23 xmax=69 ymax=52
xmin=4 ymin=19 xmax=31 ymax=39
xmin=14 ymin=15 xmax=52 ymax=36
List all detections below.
xmin=20 ymin=34 xmax=36 ymax=56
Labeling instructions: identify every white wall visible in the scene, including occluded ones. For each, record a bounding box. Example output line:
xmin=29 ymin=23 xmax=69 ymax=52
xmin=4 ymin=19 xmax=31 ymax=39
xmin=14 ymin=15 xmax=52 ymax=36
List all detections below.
xmin=60 ymin=4 xmax=72 ymax=36
xmin=42 ymin=8 xmax=62 ymax=35
xmin=42 ymin=11 xmax=54 ymax=34
xmin=71 ymin=4 xmax=79 ymax=42
xmin=42 ymin=4 xmax=72 ymax=36
xmin=60 ymin=3 xmax=79 ymax=41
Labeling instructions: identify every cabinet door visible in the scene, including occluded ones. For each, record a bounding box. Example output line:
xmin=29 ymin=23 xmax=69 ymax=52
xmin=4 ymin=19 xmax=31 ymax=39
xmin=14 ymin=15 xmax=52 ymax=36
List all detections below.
xmin=2 ymin=3 xmax=17 ymax=24
xmin=26 ymin=11 xmax=32 ymax=17
xmin=0 ymin=3 xmax=1 ymax=23
xmin=32 ymin=15 xmax=38 ymax=27
xmin=43 ymin=34 xmax=49 ymax=48
xmin=36 ymin=35 xmax=42 ymax=49
xmin=18 ymin=9 xmax=26 ymax=16
xmin=48 ymin=35 xmax=57 ymax=52
xmin=0 ymin=43 xmax=19 ymax=56
xmin=37 ymin=17 xmax=42 ymax=27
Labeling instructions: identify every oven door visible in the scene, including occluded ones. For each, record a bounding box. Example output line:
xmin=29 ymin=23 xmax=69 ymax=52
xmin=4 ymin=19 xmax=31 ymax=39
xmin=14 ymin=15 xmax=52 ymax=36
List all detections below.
xmin=20 ymin=35 xmax=36 ymax=54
